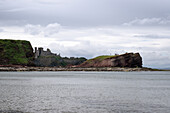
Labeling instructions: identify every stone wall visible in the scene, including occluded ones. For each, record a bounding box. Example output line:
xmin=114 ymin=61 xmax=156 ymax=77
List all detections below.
xmin=35 ymin=47 xmax=59 ymax=58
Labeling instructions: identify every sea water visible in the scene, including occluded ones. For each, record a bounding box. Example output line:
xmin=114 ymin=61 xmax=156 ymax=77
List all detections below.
xmin=0 ymin=71 xmax=170 ymax=113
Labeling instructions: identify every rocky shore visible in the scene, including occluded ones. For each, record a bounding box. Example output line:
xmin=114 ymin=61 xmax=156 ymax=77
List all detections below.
xmin=0 ymin=66 xmax=161 ymax=72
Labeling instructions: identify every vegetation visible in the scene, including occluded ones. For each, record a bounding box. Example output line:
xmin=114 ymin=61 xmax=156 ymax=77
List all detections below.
xmin=62 ymin=57 xmax=87 ymax=66
xmin=36 ymin=55 xmax=86 ymax=67
xmin=87 ymin=55 xmax=117 ymax=62
xmin=0 ymin=39 xmax=34 ymax=65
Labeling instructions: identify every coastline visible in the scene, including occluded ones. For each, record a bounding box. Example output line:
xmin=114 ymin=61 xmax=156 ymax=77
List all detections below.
xmin=0 ymin=66 xmax=167 ymax=72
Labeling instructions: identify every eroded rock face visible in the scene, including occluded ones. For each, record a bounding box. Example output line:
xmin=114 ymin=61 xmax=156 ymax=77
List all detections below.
xmin=78 ymin=53 xmax=142 ymax=68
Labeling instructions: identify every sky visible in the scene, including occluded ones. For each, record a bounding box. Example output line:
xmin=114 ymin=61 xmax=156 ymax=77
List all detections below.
xmin=0 ymin=0 xmax=170 ymax=68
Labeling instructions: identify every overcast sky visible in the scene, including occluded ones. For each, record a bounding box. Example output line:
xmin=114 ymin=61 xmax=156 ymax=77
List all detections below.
xmin=0 ymin=0 xmax=170 ymax=68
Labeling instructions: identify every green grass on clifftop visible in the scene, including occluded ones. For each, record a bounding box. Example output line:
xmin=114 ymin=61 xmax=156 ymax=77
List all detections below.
xmin=87 ymin=55 xmax=117 ymax=63
xmin=0 ymin=39 xmax=33 ymax=65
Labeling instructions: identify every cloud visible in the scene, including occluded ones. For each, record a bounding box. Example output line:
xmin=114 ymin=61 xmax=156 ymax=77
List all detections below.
xmin=123 ymin=17 xmax=170 ymax=26
xmin=44 ymin=23 xmax=61 ymax=37
xmin=24 ymin=23 xmax=61 ymax=36
xmin=134 ymin=34 xmax=170 ymax=39
xmin=37 ymin=0 xmax=63 ymax=5
xmin=25 ymin=24 xmax=42 ymax=35
xmin=48 ymin=40 xmax=113 ymax=58
xmin=141 ymin=51 xmax=170 ymax=68
xmin=1 ymin=8 xmax=27 ymax=12
xmin=1 ymin=0 xmax=170 ymax=27
xmin=0 ymin=28 xmax=3 ymax=32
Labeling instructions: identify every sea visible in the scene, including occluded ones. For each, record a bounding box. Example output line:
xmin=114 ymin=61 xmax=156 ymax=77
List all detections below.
xmin=0 ymin=71 xmax=170 ymax=113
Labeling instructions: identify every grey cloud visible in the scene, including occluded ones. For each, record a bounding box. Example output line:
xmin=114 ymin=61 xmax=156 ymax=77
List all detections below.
xmin=44 ymin=23 xmax=61 ymax=37
xmin=37 ymin=0 xmax=64 ymax=5
xmin=0 ymin=28 xmax=3 ymax=32
xmin=123 ymin=17 xmax=170 ymax=26
xmin=134 ymin=34 xmax=170 ymax=39
xmin=47 ymin=39 xmax=127 ymax=59
xmin=141 ymin=51 xmax=170 ymax=68
xmin=25 ymin=24 xmax=42 ymax=35
xmin=1 ymin=0 xmax=170 ymax=27
xmin=24 ymin=23 xmax=61 ymax=36
xmin=1 ymin=8 xmax=27 ymax=12
xmin=48 ymin=41 xmax=107 ymax=58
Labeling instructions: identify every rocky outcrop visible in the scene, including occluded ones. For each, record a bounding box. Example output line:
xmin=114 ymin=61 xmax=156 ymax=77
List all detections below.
xmin=78 ymin=53 xmax=142 ymax=68
xmin=0 ymin=39 xmax=34 ymax=66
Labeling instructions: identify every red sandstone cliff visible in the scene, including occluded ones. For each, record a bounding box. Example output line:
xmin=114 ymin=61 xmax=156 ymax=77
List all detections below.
xmin=77 ymin=53 xmax=142 ymax=68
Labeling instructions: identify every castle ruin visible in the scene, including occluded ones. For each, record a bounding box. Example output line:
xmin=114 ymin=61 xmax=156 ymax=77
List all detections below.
xmin=34 ymin=47 xmax=60 ymax=58
xmin=34 ymin=47 xmax=86 ymax=67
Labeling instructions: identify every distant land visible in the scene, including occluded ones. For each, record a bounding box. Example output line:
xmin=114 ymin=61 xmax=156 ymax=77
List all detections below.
xmin=0 ymin=39 xmax=86 ymax=67
xmin=0 ymin=39 xmax=168 ymax=71
xmin=158 ymin=68 xmax=170 ymax=70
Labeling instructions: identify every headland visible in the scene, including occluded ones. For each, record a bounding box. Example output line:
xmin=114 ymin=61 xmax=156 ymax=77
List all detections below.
xmin=0 ymin=39 xmax=166 ymax=71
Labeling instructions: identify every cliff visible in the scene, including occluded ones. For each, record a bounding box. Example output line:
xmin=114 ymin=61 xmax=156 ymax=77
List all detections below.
xmin=0 ymin=39 xmax=34 ymax=66
xmin=78 ymin=53 xmax=142 ymax=68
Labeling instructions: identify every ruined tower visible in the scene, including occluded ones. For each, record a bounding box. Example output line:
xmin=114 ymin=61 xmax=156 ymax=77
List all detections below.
xmin=34 ymin=47 xmax=39 ymax=59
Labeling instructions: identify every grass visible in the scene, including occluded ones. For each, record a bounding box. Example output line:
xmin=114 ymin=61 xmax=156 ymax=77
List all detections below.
xmin=86 ymin=55 xmax=117 ymax=63
xmin=0 ymin=39 xmax=33 ymax=65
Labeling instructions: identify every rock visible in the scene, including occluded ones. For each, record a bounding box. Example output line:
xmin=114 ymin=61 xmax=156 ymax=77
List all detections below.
xmin=77 ymin=53 xmax=142 ymax=68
